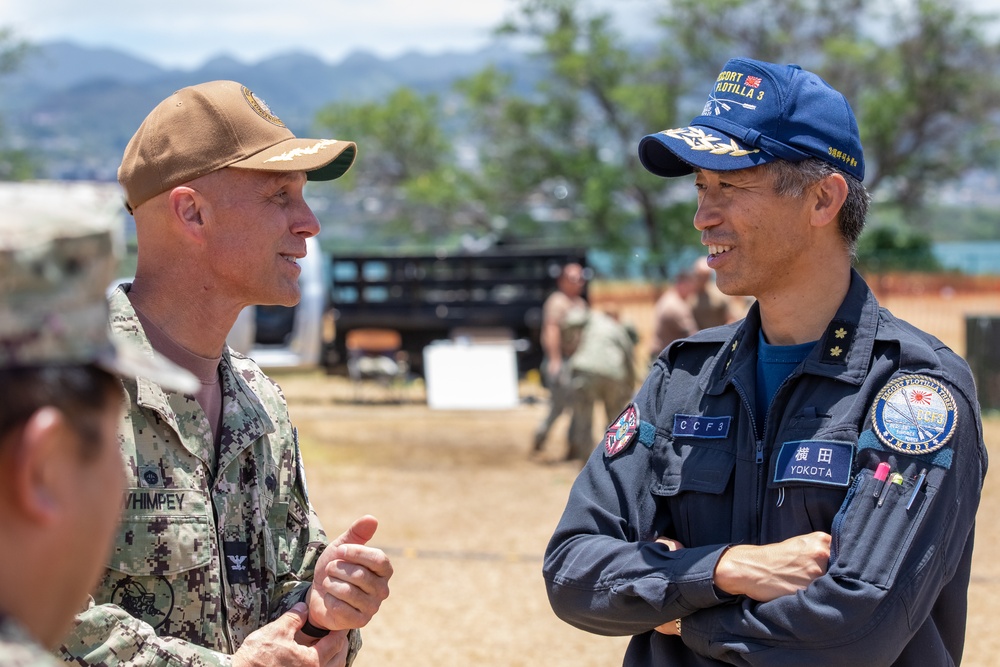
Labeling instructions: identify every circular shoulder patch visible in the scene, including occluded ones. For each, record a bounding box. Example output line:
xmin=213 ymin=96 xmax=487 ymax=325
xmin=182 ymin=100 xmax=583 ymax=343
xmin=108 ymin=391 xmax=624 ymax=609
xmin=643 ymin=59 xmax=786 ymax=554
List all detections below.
xmin=241 ymin=86 xmax=286 ymax=127
xmin=870 ymin=374 xmax=957 ymax=454
xmin=605 ymin=403 xmax=639 ymax=458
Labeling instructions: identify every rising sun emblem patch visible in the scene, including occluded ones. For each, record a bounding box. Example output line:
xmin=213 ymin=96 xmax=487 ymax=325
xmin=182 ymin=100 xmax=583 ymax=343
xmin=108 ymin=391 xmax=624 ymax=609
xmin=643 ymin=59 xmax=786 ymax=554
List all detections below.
xmin=870 ymin=374 xmax=957 ymax=455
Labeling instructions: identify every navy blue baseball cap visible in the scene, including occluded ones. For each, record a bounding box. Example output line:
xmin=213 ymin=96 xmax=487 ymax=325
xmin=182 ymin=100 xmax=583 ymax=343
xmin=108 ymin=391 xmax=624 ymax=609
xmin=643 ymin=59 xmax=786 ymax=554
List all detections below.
xmin=639 ymin=58 xmax=864 ymax=181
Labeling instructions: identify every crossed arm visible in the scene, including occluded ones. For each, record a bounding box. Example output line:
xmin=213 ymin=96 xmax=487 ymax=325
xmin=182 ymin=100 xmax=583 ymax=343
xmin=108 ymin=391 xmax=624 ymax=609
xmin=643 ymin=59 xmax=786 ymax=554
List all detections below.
xmin=651 ymin=532 xmax=831 ymax=635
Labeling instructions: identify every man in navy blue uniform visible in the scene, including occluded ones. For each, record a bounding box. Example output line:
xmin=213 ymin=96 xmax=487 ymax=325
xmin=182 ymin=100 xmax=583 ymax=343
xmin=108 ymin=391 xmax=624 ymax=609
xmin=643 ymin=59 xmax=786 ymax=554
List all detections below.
xmin=543 ymin=57 xmax=988 ymax=666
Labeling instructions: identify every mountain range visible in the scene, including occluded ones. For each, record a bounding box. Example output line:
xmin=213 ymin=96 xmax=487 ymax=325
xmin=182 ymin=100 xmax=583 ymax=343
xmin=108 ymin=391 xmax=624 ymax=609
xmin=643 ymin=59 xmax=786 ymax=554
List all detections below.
xmin=0 ymin=40 xmax=535 ymax=181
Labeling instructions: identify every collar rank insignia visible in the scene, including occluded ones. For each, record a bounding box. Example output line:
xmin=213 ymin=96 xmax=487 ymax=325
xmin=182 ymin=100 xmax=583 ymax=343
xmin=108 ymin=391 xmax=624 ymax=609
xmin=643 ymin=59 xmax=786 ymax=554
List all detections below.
xmin=871 ymin=374 xmax=957 ymax=455
xmin=820 ymin=319 xmax=856 ymax=364
xmin=605 ymin=403 xmax=640 ymax=458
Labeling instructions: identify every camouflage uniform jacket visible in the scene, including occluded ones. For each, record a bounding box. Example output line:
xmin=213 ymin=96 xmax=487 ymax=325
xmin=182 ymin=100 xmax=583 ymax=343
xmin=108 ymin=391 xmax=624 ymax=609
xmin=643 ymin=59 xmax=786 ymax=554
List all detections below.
xmin=59 ymin=286 xmax=360 ymax=666
xmin=0 ymin=614 xmax=61 ymax=667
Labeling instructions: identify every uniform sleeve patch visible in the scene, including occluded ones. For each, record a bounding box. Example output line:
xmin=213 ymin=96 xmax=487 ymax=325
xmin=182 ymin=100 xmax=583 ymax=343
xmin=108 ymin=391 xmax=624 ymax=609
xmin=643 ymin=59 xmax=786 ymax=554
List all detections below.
xmin=672 ymin=414 xmax=731 ymax=439
xmin=871 ymin=374 xmax=957 ymax=455
xmin=857 ymin=428 xmax=954 ymax=470
xmin=774 ymin=440 xmax=853 ymax=487
xmin=605 ymin=403 xmax=639 ymax=457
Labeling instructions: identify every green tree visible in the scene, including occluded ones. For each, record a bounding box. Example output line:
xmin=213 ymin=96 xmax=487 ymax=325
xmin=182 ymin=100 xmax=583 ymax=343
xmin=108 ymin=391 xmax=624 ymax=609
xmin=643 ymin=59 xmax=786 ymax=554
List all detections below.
xmin=659 ymin=0 xmax=1000 ymax=227
xmin=315 ymin=87 xmax=492 ymax=246
xmin=313 ymin=0 xmax=999 ymax=272
xmin=459 ymin=0 xmax=700 ymax=276
xmin=855 ymin=223 xmax=941 ymax=273
xmin=0 ymin=28 xmax=35 ymax=181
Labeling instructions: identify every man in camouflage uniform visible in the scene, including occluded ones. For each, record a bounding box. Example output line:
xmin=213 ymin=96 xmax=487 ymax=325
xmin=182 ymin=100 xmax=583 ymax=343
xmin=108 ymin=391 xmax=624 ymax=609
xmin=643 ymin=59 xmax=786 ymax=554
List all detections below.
xmin=0 ymin=209 xmax=196 ymax=666
xmin=59 ymin=81 xmax=392 ymax=667
xmin=533 ymin=262 xmax=589 ymax=454
xmin=562 ymin=308 xmax=638 ymax=462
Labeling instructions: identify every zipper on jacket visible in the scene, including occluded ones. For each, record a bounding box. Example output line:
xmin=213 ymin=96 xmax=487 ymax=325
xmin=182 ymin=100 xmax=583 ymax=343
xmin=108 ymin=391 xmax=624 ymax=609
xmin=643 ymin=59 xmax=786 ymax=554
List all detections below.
xmin=733 ymin=366 xmax=801 ymax=538
xmin=829 ymin=472 xmax=863 ymax=563
xmin=732 ymin=378 xmax=764 ymax=539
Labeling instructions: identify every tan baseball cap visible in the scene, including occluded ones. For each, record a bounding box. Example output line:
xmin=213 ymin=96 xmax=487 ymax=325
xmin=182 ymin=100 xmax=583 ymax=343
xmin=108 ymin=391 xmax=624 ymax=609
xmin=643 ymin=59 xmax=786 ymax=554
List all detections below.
xmin=119 ymin=80 xmax=357 ymax=213
xmin=1 ymin=207 xmax=198 ymax=394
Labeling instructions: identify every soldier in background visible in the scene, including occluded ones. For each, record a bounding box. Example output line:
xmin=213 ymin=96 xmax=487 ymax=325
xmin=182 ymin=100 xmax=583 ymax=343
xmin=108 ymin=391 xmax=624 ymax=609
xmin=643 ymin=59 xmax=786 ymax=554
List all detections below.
xmin=532 ymin=262 xmax=589 ymax=455
xmin=561 ymin=308 xmax=638 ymax=463
xmin=648 ymin=270 xmax=698 ymax=364
xmin=0 ymin=218 xmax=195 ymax=666
xmin=689 ymin=256 xmax=742 ymax=329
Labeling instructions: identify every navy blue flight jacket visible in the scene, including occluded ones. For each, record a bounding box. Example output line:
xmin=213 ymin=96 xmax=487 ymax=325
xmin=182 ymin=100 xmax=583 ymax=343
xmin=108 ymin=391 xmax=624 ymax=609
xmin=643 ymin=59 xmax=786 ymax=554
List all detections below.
xmin=543 ymin=270 xmax=987 ymax=666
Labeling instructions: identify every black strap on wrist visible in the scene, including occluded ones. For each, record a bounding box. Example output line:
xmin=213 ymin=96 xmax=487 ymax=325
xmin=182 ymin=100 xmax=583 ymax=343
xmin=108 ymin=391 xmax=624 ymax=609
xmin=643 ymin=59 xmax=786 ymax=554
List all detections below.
xmin=301 ymin=619 xmax=331 ymax=638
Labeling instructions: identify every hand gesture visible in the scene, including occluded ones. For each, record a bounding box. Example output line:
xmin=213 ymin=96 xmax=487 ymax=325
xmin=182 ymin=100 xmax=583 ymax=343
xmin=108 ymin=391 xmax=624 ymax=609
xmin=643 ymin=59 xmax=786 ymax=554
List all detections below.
xmin=307 ymin=515 xmax=393 ymax=631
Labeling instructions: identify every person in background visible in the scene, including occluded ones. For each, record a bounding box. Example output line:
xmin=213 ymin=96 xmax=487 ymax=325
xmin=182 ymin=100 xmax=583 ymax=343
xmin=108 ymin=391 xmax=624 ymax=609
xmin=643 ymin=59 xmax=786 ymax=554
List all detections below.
xmin=561 ymin=307 xmax=638 ymax=463
xmin=0 ymin=218 xmax=195 ymax=666
xmin=532 ymin=262 xmax=589 ymax=455
xmin=59 ymin=80 xmax=392 ymax=667
xmin=648 ymin=270 xmax=698 ymax=364
xmin=544 ymin=57 xmax=986 ymax=665
xmin=689 ymin=256 xmax=742 ymax=329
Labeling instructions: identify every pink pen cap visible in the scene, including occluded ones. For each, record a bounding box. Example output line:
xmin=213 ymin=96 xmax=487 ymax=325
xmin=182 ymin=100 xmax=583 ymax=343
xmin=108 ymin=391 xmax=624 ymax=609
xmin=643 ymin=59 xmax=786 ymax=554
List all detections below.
xmin=873 ymin=462 xmax=891 ymax=498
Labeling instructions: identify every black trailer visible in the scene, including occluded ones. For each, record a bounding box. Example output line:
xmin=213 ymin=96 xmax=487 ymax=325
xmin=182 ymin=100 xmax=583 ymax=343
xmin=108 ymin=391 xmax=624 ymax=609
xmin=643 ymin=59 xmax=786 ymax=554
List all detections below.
xmin=323 ymin=247 xmax=588 ymax=376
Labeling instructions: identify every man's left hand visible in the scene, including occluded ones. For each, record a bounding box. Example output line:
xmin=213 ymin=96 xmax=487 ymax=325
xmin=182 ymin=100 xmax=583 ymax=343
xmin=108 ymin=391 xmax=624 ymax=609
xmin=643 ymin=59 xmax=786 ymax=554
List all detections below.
xmin=307 ymin=515 xmax=393 ymax=631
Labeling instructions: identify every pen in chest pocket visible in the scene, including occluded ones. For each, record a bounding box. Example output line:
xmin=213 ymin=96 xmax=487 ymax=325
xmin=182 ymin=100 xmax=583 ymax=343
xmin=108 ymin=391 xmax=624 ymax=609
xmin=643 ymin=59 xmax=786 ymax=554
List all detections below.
xmin=873 ymin=462 xmax=891 ymax=498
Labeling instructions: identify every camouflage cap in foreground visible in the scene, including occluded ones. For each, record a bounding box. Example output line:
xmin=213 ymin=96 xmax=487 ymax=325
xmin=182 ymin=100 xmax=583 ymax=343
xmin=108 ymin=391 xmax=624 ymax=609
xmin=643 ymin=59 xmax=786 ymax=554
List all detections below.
xmin=0 ymin=216 xmax=197 ymax=393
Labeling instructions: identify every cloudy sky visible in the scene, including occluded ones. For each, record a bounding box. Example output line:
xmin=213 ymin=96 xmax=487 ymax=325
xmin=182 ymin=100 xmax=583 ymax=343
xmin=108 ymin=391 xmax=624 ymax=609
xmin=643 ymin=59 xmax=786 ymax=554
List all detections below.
xmin=0 ymin=0 xmax=656 ymax=69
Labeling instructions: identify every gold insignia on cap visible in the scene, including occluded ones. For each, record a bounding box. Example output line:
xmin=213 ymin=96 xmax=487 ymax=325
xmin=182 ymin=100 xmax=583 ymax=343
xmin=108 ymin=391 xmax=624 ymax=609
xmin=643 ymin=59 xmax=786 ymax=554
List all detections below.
xmin=662 ymin=127 xmax=760 ymax=158
xmin=241 ymin=86 xmax=286 ymax=127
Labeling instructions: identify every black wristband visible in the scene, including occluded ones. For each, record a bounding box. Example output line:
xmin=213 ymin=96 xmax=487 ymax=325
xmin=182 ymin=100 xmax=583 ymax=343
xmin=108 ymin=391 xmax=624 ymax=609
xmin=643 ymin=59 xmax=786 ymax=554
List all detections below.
xmin=301 ymin=619 xmax=331 ymax=638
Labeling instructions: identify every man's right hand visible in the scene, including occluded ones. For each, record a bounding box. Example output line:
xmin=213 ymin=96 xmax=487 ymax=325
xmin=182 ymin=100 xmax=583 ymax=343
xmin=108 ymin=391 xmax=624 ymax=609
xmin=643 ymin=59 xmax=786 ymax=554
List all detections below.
xmin=232 ymin=603 xmax=349 ymax=667
xmin=714 ymin=531 xmax=831 ymax=602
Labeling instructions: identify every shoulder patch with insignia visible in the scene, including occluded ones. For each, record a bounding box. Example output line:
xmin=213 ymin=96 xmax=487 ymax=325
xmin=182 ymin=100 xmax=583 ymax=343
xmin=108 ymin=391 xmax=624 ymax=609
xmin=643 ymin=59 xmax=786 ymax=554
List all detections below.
xmin=871 ymin=374 xmax=957 ymax=455
xmin=605 ymin=403 xmax=639 ymax=458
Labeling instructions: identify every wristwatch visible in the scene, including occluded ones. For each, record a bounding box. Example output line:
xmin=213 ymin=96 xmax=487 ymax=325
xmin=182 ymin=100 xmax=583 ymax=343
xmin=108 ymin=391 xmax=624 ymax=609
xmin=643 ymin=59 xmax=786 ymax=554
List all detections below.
xmin=675 ymin=618 xmax=682 ymax=635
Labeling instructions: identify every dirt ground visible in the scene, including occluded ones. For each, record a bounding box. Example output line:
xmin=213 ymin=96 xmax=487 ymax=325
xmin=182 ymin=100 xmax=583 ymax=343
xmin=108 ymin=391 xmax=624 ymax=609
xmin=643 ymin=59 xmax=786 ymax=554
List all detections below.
xmin=276 ymin=370 xmax=999 ymax=667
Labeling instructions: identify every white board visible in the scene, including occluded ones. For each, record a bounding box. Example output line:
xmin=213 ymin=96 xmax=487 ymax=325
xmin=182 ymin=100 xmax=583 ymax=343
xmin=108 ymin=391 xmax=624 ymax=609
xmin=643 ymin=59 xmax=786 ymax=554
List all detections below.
xmin=423 ymin=341 xmax=520 ymax=410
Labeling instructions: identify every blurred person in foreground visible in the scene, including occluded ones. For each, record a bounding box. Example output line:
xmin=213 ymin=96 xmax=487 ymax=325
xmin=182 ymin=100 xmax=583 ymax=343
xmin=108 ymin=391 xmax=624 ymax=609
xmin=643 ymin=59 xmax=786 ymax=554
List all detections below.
xmin=532 ymin=262 xmax=589 ymax=455
xmin=543 ymin=57 xmax=986 ymax=665
xmin=59 ymin=81 xmax=392 ymax=667
xmin=648 ymin=270 xmax=698 ymax=365
xmin=562 ymin=307 xmax=638 ymax=463
xmin=0 ymin=217 xmax=196 ymax=665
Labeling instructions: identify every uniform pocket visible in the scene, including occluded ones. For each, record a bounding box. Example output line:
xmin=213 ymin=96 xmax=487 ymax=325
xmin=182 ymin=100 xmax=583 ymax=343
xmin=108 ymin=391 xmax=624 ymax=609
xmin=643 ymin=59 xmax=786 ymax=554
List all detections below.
xmin=829 ymin=469 xmax=934 ymax=589
xmin=650 ymin=439 xmax=735 ymax=546
xmin=266 ymin=500 xmax=292 ymax=577
xmin=110 ymin=489 xmax=213 ymax=576
xmin=103 ymin=489 xmax=214 ymax=631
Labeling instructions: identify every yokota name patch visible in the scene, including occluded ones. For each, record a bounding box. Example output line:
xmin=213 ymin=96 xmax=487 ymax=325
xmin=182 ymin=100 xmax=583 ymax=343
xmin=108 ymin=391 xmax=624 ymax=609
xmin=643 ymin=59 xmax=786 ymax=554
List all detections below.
xmin=871 ymin=374 xmax=957 ymax=455
xmin=774 ymin=440 xmax=853 ymax=487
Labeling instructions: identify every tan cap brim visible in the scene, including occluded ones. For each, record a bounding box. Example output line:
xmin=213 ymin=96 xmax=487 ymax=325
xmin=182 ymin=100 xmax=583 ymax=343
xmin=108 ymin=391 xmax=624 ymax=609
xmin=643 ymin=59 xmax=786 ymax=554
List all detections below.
xmin=228 ymin=138 xmax=357 ymax=181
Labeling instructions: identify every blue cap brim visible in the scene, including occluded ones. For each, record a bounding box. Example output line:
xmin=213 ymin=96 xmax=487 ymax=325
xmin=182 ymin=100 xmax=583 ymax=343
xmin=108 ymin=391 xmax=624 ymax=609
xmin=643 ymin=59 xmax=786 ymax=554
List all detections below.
xmin=639 ymin=126 xmax=775 ymax=177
